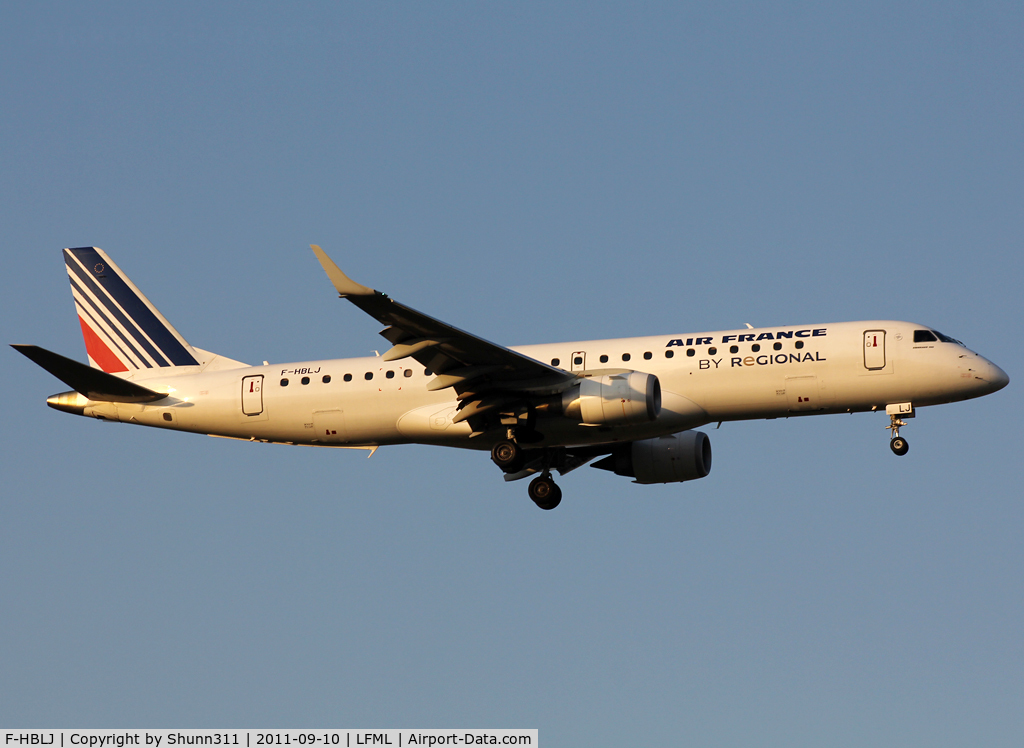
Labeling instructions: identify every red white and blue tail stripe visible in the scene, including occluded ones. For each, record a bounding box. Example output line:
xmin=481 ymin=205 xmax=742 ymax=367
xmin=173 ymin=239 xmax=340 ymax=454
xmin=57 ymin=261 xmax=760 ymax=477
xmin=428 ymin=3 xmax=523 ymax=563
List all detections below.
xmin=64 ymin=247 xmax=199 ymax=372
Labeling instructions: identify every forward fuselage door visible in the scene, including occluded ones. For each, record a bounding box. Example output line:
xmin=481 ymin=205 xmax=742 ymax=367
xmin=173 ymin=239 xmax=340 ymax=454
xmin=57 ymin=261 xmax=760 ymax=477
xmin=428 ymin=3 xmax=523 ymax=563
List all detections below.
xmin=571 ymin=351 xmax=586 ymax=372
xmin=241 ymin=375 xmax=264 ymax=415
xmin=864 ymin=330 xmax=886 ymax=370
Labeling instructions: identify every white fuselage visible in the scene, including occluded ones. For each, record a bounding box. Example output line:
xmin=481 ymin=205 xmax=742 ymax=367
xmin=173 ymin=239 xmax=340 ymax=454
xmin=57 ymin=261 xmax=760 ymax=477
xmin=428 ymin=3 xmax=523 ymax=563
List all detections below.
xmin=65 ymin=320 xmax=1007 ymax=452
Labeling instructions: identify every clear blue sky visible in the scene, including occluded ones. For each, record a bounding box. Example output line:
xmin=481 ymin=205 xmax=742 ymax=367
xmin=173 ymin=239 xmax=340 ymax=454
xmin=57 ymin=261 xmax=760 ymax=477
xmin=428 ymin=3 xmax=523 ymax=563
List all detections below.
xmin=2 ymin=3 xmax=1021 ymax=745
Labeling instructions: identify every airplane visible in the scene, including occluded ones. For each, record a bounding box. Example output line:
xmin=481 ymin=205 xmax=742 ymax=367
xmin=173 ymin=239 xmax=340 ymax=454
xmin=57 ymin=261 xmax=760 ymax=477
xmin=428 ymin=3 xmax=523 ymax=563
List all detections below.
xmin=12 ymin=246 xmax=1010 ymax=510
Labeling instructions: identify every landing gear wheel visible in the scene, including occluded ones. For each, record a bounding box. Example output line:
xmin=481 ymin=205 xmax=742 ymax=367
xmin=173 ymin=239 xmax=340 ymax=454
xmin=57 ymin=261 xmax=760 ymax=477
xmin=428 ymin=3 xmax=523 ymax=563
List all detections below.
xmin=528 ymin=475 xmax=562 ymax=510
xmin=491 ymin=440 xmax=525 ymax=474
xmin=890 ymin=436 xmax=909 ymax=456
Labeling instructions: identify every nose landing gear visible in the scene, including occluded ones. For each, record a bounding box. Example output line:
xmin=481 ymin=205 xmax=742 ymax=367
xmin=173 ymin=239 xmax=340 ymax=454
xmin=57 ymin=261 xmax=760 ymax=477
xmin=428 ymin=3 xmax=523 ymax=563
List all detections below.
xmin=884 ymin=403 xmax=913 ymax=456
xmin=887 ymin=414 xmax=910 ymax=456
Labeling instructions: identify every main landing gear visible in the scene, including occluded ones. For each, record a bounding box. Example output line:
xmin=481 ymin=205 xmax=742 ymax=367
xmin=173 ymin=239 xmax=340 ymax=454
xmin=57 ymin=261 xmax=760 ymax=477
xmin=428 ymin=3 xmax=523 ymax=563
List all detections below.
xmin=491 ymin=436 xmax=563 ymax=509
xmin=528 ymin=474 xmax=562 ymax=510
xmin=887 ymin=414 xmax=909 ymax=456
xmin=491 ymin=439 xmax=525 ymax=474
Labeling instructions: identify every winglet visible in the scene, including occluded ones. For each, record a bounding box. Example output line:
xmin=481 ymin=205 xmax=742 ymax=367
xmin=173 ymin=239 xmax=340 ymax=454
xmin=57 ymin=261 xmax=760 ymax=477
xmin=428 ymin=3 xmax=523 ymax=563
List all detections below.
xmin=310 ymin=245 xmax=375 ymax=297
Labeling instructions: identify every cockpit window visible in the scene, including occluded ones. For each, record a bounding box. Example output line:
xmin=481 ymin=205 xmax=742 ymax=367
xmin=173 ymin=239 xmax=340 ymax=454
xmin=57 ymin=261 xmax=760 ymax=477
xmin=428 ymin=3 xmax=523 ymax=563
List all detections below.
xmin=933 ymin=330 xmax=965 ymax=346
xmin=913 ymin=330 xmax=937 ymax=343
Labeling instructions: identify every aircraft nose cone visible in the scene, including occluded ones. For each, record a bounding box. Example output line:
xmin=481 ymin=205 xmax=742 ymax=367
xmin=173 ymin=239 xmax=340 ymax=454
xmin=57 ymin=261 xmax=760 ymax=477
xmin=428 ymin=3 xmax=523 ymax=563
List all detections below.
xmin=987 ymin=361 xmax=1010 ymax=392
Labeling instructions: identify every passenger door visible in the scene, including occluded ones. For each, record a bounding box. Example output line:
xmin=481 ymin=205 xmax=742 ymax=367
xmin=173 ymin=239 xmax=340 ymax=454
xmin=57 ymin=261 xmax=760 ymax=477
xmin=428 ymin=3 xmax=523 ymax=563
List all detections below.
xmin=241 ymin=375 xmax=264 ymax=416
xmin=864 ymin=330 xmax=886 ymax=370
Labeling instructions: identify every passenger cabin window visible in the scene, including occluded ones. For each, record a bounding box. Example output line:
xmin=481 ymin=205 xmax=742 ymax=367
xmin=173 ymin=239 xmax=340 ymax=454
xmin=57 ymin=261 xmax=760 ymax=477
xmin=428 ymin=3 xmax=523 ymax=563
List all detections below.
xmin=280 ymin=378 xmax=289 ymax=386
xmin=344 ymin=373 xmax=352 ymax=382
xmin=386 ymin=370 xmax=395 ymax=379
xmin=622 ymin=353 xmax=631 ymax=362
xmin=600 ymin=355 xmax=609 ymax=363
xmin=751 ymin=344 xmax=760 ymax=352
xmin=730 ymin=345 xmax=739 ymax=354
xmin=404 ymin=369 xmax=413 ymax=377
xmin=795 ymin=341 xmax=804 ymax=349
xmin=551 ymin=358 xmax=560 ymax=366
xmin=708 ymin=347 xmax=717 ymax=355
xmin=365 ymin=372 xmax=373 ymax=380
xmin=643 ymin=351 xmax=652 ymax=360
xmin=322 ymin=375 xmax=331 ymax=384
xmin=686 ymin=349 xmax=695 ymax=357
xmin=773 ymin=342 xmax=782 ymax=351
xmin=665 ymin=350 xmax=674 ymax=358
xmin=914 ymin=330 xmax=938 ymax=343
xmin=301 ymin=376 xmax=310 ymax=385
xmin=574 ymin=356 xmax=583 ymax=366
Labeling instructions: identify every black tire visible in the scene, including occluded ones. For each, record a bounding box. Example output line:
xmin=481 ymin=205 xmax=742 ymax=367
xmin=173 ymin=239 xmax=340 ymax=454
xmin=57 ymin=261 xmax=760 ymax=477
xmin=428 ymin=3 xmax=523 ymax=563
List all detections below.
xmin=529 ymin=475 xmax=562 ymax=510
xmin=890 ymin=436 xmax=909 ymax=456
xmin=491 ymin=439 xmax=525 ymax=473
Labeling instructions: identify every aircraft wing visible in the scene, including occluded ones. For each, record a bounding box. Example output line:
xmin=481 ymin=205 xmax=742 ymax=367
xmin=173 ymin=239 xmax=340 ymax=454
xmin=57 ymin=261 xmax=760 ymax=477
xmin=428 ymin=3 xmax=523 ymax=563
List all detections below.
xmin=311 ymin=246 xmax=576 ymax=418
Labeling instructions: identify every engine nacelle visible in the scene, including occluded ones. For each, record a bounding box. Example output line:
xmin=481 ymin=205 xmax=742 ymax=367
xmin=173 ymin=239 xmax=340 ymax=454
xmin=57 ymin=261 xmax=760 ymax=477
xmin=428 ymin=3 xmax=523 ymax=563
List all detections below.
xmin=562 ymin=372 xmax=661 ymax=426
xmin=592 ymin=431 xmax=712 ymax=484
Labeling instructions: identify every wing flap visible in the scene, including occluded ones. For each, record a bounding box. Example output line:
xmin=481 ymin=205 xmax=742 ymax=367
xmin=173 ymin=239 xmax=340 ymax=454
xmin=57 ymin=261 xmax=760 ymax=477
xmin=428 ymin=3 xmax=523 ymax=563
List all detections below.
xmin=381 ymin=337 xmax=451 ymax=362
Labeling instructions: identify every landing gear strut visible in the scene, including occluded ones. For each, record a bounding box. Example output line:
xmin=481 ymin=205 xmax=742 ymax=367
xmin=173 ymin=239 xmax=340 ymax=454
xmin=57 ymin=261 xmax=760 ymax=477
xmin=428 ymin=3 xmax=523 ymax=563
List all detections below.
xmin=887 ymin=414 xmax=909 ymax=456
xmin=528 ymin=473 xmax=562 ymax=510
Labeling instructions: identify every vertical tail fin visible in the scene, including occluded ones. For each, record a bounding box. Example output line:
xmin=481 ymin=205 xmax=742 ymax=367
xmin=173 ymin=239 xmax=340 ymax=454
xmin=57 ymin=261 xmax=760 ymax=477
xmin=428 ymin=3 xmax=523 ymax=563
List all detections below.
xmin=64 ymin=247 xmax=200 ymax=372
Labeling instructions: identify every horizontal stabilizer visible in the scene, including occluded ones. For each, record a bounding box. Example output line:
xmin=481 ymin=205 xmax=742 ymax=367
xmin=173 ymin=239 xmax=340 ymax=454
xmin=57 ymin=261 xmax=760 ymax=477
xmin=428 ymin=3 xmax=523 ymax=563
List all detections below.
xmin=11 ymin=345 xmax=167 ymax=403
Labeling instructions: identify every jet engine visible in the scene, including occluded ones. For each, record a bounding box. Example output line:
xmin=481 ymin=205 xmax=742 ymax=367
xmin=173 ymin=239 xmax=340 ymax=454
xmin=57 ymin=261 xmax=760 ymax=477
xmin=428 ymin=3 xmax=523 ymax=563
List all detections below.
xmin=591 ymin=430 xmax=712 ymax=484
xmin=561 ymin=372 xmax=661 ymax=426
